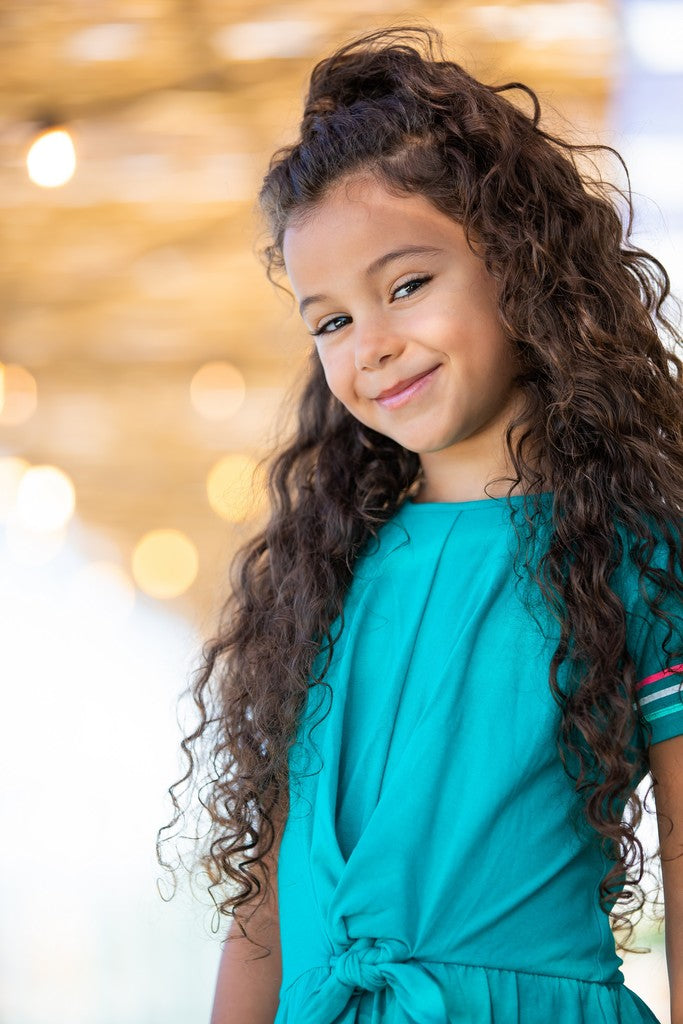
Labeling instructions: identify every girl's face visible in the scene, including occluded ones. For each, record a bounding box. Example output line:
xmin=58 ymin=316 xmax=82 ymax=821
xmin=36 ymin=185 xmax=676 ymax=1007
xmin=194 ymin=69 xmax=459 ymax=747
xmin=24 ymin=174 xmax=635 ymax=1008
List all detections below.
xmin=282 ymin=173 xmax=527 ymax=501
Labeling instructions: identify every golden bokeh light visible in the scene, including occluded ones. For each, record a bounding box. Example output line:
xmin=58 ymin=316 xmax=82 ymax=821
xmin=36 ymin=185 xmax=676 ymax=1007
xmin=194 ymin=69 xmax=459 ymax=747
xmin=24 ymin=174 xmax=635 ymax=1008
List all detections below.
xmin=0 ymin=363 xmax=38 ymax=426
xmin=131 ymin=528 xmax=198 ymax=599
xmin=14 ymin=464 xmax=76 ymax=533
xmin=26 ymin=127 xmax=77 ymax=188
xmin=206 ymin=452 xmax=267 ymax=523
xmin=190 ymin=360 xmax=246 ymax=421
xmin=0 ymin=455 xmax=30 ymax=523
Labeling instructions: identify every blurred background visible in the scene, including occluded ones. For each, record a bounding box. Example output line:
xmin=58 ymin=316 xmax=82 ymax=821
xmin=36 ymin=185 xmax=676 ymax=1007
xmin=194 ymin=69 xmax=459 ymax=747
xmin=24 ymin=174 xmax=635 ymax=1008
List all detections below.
xmin=1 ymin=1 xmax=681 ymax=1021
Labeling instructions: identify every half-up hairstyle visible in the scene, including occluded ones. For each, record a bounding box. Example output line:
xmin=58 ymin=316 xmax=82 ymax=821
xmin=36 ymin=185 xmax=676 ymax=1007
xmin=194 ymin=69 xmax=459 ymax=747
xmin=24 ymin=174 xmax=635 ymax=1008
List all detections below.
xmin=157 ymin=24 xmax=683 ymax=956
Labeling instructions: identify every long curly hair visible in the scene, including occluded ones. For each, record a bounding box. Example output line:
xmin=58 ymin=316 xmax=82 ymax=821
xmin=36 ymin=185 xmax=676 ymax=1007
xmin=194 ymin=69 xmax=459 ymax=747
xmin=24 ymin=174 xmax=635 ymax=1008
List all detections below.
xmin=156 ymin=24 xmax=683 ymax=957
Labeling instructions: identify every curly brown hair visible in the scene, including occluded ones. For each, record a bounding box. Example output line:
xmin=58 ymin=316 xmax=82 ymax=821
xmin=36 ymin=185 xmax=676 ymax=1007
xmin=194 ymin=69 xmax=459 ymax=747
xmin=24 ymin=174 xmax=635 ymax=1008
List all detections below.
xmin=156 ymin=24 xmax=683 ymax=958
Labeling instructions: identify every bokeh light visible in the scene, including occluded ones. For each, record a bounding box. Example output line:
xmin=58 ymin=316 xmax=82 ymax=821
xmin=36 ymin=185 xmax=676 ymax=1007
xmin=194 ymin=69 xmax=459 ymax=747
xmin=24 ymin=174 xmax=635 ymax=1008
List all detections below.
xmin=26 ymin=127 xmax=77 ymax=187
xmin=14 ymin=464 xmax=76 ymax=532
xmin=0 ymin=455 xmax=30 ymax=523
xmin=0 ymin=363 xmax=38 ymax=426
xmin=131 ymin=528 xmax=198 ymax=599
xmin=190 ymin=360 xmax=246 ymax=421
xmin=206 ymin=452 xmax=266 ymax=522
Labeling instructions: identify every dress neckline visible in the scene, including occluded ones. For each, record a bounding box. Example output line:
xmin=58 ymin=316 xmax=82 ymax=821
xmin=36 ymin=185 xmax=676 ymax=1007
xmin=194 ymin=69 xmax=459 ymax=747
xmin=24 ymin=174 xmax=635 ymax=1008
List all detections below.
xmin=403 ymin=490 xmax=555 ymax=512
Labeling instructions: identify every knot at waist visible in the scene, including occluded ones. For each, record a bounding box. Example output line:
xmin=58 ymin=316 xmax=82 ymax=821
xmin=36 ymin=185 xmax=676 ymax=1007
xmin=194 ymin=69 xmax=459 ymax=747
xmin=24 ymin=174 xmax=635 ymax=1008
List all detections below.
xmin=329 ymin=937 xmax=402 ymax=992
xmin=283 ymin=937 xmax=449 ymax=1024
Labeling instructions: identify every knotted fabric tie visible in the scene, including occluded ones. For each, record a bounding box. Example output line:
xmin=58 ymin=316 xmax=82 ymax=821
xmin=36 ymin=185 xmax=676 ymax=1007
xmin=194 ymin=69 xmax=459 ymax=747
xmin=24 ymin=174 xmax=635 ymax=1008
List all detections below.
xmin=290 ymin=936 xmax=450 ymax=1024
xmin=330 ymin=940 xmax=389 ymax=991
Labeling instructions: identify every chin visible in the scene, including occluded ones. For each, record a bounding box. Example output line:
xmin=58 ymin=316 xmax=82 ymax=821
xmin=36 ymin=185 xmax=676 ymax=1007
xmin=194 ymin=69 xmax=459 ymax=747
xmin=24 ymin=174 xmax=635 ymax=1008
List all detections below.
xmin=396 ymin=430 xmax=459 ymax=454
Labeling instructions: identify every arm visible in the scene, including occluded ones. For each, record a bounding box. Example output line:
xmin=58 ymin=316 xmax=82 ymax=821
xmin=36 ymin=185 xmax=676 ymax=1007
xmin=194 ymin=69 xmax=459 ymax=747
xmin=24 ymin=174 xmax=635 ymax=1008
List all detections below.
xmin=650 ymin=733 xmax=683 ymax=1024
xmin=209 ymin=820 xmax=283 ymax=1024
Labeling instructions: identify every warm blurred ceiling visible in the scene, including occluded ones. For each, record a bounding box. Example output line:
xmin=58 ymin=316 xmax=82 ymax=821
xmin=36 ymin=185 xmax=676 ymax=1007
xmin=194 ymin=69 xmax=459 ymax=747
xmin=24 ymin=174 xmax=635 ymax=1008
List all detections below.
xmin=0 ymin=1 xmax=620 ymax=627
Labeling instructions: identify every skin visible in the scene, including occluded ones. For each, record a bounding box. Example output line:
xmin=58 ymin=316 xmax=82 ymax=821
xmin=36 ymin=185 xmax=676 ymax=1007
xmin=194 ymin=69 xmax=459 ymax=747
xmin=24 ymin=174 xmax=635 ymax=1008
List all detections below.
xmin=282 ymin=172 xmax=544 ymax=503
xmin=650 ymin=735 xmax=683 ymax=1024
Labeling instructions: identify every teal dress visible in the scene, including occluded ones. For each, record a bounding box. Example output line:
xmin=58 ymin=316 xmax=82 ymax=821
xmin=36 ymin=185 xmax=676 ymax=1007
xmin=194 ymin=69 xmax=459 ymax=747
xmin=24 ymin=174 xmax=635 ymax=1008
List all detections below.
xmin=274 ymin=492 xmax=683 ymax=1024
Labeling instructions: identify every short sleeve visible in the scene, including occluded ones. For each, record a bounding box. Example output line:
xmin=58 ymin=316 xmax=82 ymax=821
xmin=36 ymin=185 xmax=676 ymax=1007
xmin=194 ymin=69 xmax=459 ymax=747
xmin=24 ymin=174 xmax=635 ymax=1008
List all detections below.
xmin=629 ymin=525 xmax=683 ymax=746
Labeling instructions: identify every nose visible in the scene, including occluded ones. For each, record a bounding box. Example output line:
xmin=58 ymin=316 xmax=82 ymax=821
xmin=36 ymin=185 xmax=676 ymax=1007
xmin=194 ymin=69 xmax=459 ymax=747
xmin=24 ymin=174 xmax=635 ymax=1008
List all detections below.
xmin=353 ymin=315 xmax=405 ymax=371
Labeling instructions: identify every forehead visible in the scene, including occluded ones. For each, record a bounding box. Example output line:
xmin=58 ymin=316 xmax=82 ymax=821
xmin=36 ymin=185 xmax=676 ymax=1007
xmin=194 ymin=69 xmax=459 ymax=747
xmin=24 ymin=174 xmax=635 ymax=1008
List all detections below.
xmin=282 ymin=176 xmax=462 ymax=283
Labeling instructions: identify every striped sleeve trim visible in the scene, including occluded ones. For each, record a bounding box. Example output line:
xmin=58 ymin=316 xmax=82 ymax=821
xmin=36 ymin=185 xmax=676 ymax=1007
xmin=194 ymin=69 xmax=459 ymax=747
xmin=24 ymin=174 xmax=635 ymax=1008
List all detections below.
xmin=634 ymin=662 xmax=683 ymax=723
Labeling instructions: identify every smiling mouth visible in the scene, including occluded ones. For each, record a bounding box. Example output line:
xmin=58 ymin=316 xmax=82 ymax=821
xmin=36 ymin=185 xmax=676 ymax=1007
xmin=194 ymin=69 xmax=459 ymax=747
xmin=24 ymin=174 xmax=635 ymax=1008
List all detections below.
xmin=375 ymin=366 xmax=440 ymax=401
xmin=374 ymin=364 xmax=441 ymax=409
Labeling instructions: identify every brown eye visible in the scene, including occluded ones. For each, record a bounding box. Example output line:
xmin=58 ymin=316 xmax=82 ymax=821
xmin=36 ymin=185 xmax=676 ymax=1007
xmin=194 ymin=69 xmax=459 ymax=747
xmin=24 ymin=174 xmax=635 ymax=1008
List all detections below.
xmin=392 ymin=275 xmax=432 ymax=300
xmin=312 ymin=314 xmax=351 ymax=337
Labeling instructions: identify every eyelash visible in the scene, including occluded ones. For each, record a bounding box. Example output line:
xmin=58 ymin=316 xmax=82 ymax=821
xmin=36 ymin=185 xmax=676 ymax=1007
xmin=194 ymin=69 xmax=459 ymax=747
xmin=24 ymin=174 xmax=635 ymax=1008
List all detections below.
xmin=310 ymin=275 xmax=433 ymax=337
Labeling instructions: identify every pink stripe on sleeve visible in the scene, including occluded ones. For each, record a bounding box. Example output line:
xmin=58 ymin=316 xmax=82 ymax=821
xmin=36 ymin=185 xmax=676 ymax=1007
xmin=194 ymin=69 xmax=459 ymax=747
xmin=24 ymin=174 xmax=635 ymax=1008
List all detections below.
xmin=636 ymin=662 xmax=683 ymax=691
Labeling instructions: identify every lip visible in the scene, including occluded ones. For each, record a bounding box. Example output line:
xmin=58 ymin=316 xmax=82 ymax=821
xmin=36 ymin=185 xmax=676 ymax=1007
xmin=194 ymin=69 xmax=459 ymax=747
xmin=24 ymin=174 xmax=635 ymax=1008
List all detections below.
xmin=374 ymin=365 xmax=440 ymax=408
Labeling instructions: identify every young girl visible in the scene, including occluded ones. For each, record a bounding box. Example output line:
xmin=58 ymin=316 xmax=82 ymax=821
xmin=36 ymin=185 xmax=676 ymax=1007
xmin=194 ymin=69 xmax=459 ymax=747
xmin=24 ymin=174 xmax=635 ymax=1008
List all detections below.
xmin=157 ymin=25 xmax=683 ymax=1024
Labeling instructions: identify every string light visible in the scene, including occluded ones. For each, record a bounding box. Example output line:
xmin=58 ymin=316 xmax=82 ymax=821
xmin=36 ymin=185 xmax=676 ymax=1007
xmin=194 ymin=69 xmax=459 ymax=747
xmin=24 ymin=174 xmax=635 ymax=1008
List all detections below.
xmin=26 ymin=123 xmax=77 ymax=188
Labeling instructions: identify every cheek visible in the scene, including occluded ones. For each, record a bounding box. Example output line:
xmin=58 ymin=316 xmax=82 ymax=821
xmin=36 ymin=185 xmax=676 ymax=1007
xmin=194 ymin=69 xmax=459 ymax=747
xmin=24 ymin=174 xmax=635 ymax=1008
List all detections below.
xmin=475 ymin=334 xmax=519 ymax=395
xmin=318 ymin=348 xmax=351 ymax=399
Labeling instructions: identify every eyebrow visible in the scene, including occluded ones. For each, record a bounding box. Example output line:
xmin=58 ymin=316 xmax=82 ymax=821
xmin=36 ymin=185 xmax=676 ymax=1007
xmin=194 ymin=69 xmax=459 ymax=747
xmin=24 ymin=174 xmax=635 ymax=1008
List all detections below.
xmin=297 ymin=245 xmax=445 ymax=317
